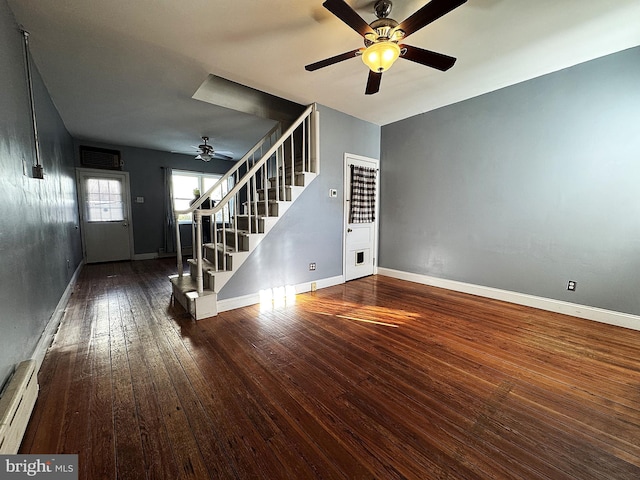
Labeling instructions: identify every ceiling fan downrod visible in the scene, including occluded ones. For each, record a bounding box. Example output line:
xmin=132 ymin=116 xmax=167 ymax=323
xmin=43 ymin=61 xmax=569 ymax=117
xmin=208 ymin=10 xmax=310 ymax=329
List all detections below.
xmin=374 ymin=0 xmax=393 ymax=19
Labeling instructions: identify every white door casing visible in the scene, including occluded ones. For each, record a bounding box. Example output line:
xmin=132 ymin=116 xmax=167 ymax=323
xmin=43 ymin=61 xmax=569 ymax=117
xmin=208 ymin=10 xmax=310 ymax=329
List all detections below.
xmin=343 ymin=154 xmax=379 ymax=282
xmin=77 ymin=168 xmax=133 ymax=263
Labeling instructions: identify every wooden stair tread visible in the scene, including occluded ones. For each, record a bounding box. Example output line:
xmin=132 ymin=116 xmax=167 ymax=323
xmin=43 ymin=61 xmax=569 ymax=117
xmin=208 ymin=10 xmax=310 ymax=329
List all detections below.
xmin=170 ymin=275 xmax=203 ymax=294
xmin=217 ymin=229 xmax=252 ymax=235
xmin=235 ymin=214 xmax=268 ymax=219
xmin=204 ymin=244 xmax=243 ymax=254
xmin=187 ymin=257 xmax=217 ymax=271
xmin=245 ymin=199 xmax=287 ymax=204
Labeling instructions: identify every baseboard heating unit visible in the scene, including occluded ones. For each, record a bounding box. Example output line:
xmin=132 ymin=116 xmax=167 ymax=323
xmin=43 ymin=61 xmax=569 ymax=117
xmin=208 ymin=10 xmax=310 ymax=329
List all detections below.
xmin=0 ymin=360 xmax=38 ymax=454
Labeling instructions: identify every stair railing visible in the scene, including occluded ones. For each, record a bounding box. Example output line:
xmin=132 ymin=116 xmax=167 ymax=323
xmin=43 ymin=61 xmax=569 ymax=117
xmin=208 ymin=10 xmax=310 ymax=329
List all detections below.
xmin=173 ymin=122 xmax=280 ymax=277
xmin=174 ymin=103 xmax=319 ymax=295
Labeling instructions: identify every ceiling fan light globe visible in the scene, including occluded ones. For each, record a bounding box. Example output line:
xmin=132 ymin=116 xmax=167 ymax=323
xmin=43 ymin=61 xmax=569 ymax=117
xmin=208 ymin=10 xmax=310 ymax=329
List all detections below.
xmin=362 ymin=41 xmax=400 ymax=73
xmin=199 ymin=153 xmax=212 ymax=162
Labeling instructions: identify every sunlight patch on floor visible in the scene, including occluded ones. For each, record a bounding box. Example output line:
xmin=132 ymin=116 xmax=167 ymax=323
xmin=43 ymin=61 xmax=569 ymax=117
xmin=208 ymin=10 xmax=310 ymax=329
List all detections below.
xmin=260 ymin=286 xmax=296 ymax=312
xmin=336 ymin=315 xmax=399 ymax=328
xmin=312 ymin=302 xmax=420 ymax=328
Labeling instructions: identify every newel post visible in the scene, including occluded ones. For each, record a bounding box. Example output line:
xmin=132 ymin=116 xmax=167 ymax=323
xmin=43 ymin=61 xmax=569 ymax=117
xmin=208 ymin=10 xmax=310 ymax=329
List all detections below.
xmin=194 ymin=210 xmax=204 ymax=294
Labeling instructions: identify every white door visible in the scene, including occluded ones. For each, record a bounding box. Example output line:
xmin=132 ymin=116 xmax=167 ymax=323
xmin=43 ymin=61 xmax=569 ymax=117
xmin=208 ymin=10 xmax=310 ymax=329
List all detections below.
xmin=344 ymin=154 xmax=379 ymax=282
xmin=77 ymin=169 xmax=133 ymax=263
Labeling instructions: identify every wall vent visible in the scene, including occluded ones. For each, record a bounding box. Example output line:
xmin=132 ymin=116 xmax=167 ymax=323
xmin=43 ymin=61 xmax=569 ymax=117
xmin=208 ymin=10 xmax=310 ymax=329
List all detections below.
xmin=80 ymin=146 xmax=123 ymax=170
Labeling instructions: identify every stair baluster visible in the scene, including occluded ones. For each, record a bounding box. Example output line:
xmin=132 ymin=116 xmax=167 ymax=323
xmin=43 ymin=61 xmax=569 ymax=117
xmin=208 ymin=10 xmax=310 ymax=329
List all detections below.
xmin=302 ymin=117 xmax=307 ymax=173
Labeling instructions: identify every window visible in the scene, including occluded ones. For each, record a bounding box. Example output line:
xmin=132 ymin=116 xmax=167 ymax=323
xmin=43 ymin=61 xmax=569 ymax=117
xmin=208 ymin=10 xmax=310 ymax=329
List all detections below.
xmin=171 ymin=170 xmax=232 ymax=223
xmin=85 ymin=178 xmax=125 ymax=222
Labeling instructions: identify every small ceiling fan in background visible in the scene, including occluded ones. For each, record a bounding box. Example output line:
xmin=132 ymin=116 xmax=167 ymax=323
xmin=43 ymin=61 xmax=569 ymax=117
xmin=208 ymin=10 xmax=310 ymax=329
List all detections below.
xmin=305 ymin=0 xmax=467 ymax=94
xmin=192 ymin=136 xmax=234 ymax=162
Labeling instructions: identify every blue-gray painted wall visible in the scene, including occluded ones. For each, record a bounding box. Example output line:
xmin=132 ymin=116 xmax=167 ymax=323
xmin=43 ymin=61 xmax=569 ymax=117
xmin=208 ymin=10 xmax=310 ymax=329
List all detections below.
xmin=0 ymin=0 xmax=82 ymax=390
xmin=218 ymin=105 xmax=381 ymax=299
xmin=380 ymin=46 xmax=640 ymax=316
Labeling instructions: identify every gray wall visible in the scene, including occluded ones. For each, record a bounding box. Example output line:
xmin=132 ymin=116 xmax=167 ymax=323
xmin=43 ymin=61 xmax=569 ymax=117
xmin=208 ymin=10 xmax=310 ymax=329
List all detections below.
xmin=73 ymin=140 xmax=236 ymax=255
xmin=218 ymin=105 xmax=381 ymax=299
xmin=0 ymin=0 xmax=82 ymax=390
xmin=380 ymin=46 xmax=640 ymax=316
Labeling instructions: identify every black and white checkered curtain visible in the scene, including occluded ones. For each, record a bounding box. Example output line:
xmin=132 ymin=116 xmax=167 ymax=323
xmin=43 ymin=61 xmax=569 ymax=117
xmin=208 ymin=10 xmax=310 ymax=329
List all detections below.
xmin=349 ymin=165 xmax=377 ymax=223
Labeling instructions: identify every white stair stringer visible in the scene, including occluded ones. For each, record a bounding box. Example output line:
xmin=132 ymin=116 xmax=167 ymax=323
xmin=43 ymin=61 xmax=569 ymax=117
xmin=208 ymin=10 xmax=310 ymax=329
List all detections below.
xmin=171 ymin=172 xmax=317 ymax=320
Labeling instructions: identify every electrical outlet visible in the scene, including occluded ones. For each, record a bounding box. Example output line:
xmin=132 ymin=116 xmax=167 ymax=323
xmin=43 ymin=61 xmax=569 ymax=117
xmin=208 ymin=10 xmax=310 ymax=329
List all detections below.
xmin=32 ymin=164 xmax=44 ymax=179
xmin=309 ymin=262 xmax=316 ymax=271
xmin=567 ymin=280 xmax=576 ymax=291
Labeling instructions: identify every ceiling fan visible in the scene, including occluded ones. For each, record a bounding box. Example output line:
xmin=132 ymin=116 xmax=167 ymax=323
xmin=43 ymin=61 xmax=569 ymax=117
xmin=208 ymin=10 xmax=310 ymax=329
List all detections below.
xmin=305 ymin=0 xmax=467 ymax=94
xmin=192 ymin=136 xmax=234 ymax=162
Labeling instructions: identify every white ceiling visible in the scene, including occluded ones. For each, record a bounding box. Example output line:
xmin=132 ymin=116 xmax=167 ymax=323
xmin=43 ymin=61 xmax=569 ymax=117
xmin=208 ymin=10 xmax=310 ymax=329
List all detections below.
xmin=7 ymin=0 xmax=640 ymax=157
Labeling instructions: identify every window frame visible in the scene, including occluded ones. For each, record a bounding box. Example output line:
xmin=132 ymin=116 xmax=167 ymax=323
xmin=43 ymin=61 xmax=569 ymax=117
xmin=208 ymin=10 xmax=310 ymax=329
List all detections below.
xmin=84 ymin=177 xmax=126 ymax=223
xmin=171 ymin=169 xmax=230 ymax=224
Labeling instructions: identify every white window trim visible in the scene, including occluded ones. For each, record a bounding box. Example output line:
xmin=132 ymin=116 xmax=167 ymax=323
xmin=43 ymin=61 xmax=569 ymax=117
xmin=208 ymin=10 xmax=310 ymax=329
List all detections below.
xmin=172 ymin=169 xmax=227 ymax=224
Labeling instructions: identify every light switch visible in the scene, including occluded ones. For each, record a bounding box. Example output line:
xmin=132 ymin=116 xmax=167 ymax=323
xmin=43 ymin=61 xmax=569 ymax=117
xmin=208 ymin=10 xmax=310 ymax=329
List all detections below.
xmin=136 ymin=196 xmax=144 ymax=203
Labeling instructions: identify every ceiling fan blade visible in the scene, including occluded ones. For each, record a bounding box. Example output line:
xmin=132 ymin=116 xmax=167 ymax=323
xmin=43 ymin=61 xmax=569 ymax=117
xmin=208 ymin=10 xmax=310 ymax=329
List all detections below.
xmin=365 ymin=70 xmax=382 ymax=95
xmin=398 ymin=0 xmax=467 ymax=38
xmin=305 ymin=48 xmax=362 ymax=71
xmin=322 ymin=0 xmax=375 ymax=37
xmin=400 ymin=44 xmax=456 ymax=71
xmin=213 ymin=152 xmax=234 ymax=161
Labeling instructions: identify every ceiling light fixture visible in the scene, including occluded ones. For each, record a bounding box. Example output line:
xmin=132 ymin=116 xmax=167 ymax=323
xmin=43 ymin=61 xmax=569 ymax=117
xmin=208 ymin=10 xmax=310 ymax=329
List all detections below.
xmin=306 ymin=0 xmax=465 ymax=95
xmin=361 ymin=41 xmax=400 ymax=73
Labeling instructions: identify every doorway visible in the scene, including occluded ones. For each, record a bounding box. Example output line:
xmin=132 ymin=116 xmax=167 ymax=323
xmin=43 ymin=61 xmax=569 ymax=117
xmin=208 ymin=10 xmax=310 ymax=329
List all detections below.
xmin=76 ymin=168 xmax=133 ymax=263
xmin=343 ymin=154 xmax=379 ymax=282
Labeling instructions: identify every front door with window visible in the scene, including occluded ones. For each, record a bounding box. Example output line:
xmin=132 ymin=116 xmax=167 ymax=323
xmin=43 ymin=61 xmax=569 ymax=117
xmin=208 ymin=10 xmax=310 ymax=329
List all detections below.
xmin=344 ymin=154 xmax=379 ymax=282
xmin=77 ymin=168 xmax=132 ymax=263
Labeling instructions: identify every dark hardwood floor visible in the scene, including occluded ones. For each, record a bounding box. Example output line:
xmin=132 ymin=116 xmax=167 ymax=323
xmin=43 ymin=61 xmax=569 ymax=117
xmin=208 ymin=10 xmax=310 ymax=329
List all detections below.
xmin=20 ymin=259 xmax=640 ymax=479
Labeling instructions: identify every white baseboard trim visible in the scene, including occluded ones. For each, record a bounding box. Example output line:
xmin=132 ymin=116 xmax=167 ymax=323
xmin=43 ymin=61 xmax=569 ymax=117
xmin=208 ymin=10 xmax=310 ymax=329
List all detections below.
xmin=133 ymin=251 xmax=180 ymax=261
xmin=377 ymin=267 xmax=640 ymax=332
xmin=133 ymin=252 xmax=158 ymax=260
xmin=32 ymin=262 xmax=84 ymax=372
xmin=295 ymin=275 xmax=345 ymax=295
xmin=217 ymin=275 xmax=345 ymax=314
xmin=216 ymin=292 xmax=260 ymax=314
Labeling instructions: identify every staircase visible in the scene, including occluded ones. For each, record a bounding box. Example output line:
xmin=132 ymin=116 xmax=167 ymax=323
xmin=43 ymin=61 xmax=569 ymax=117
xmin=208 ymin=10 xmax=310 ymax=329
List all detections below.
xmin=170 ymin=104 xmax=320 ymax=320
